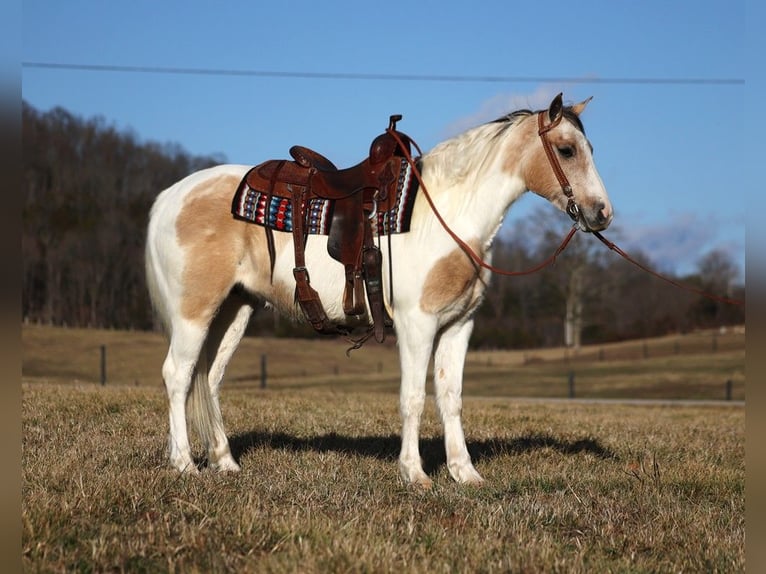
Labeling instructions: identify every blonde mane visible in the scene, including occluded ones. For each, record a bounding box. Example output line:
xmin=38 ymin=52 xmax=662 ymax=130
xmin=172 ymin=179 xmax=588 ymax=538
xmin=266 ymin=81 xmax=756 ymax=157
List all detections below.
xmin=421 ymin=111 xmax=533 ymax=188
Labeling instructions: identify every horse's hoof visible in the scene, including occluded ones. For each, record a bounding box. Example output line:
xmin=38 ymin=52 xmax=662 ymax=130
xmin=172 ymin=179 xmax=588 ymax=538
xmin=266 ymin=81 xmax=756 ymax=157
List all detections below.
xmin=462 ymin=475 xmax=485 ymax=487
xmin=412 ymin=475 xmax=434 ymax=489
xmin=450 ymin=463 xmax=484 ymax=486
xmin=211 ymin=456 xmax=241 ymax=473
xmin=400 ymin=460 xmax=433 ymax=489
xmin=174 ymin=461 xmax=200 ymax=475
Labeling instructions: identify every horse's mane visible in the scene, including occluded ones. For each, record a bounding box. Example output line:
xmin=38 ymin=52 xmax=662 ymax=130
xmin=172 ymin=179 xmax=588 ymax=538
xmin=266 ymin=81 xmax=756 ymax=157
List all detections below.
xmin=423 ymin=106 xmax=585 ymax=187
xmin=491 ymin=107 xmax=585 ymax=134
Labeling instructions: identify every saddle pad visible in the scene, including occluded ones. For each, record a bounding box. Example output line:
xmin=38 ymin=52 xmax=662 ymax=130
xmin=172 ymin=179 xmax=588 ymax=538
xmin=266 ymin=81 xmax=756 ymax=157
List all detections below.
xmin=231 ymin=158 xmax=419 ymax=236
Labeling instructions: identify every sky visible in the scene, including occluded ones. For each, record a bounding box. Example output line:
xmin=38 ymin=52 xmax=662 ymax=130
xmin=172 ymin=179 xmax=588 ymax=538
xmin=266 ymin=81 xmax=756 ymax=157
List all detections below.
xmin=20 ymin=0 xmax=746 ymax=280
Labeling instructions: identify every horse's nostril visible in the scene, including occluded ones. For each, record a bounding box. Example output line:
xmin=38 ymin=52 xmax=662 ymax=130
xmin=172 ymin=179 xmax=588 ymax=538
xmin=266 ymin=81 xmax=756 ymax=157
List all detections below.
xmin=595 ymin=203 xmax=607 ymax=224
xmin=596 ymin=210 xmax=606 ymax=224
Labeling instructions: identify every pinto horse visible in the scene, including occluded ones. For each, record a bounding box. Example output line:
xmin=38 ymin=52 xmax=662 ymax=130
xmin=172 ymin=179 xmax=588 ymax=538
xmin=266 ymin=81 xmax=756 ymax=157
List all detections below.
xmin=145 ymin=94 xmax=613 ymax=486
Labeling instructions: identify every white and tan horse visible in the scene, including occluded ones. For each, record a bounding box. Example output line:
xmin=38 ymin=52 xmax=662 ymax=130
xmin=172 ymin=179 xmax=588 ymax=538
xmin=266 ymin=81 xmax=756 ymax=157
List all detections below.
xmin=145 ymin=94 xmax=612 ymax=486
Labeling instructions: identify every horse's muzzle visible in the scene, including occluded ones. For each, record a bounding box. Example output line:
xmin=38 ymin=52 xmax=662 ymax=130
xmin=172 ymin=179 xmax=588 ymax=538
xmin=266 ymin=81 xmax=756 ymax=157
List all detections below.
xmin=580 ymin=202 xmax=613 ymax=232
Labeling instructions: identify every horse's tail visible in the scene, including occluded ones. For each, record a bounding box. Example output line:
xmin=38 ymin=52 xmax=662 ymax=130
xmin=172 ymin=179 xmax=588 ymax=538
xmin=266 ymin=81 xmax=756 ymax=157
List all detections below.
xmin=187 ymin=349 xmax=225 ymax=457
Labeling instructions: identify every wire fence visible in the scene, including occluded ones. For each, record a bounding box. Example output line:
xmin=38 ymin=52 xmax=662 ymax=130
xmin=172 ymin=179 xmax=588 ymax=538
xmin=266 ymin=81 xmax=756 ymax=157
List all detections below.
xmin=22 ymin=327 xmax=745 ymax=402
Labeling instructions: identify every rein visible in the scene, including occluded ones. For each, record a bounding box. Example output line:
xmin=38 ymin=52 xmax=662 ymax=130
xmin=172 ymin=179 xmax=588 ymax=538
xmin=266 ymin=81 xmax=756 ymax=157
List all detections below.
xmin=387 ymin=119 xmax=745 ymax=306
xmin=590 ymin=231 xmax=745 ymax=306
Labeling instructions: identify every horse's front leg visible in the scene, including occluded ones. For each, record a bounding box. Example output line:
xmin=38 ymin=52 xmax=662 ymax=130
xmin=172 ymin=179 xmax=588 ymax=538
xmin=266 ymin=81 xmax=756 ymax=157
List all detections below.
xmin=395 ymin=311 xmax=437 ymax=488
xmin=434 ymin=319 xmax=484 ymax=485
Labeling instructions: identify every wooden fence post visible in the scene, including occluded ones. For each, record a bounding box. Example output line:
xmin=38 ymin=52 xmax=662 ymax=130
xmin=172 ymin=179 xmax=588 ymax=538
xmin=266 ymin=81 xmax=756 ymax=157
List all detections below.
xmin=568 ymin=371 xmax=575 ymax=399
xmin=726 ymin=379 xmax=732 ymax=401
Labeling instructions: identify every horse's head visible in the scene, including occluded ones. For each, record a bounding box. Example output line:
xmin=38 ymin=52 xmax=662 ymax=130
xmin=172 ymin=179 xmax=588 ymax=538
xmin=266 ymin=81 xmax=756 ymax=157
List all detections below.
xmin=521 ymin=93 xmax=613 ymax=232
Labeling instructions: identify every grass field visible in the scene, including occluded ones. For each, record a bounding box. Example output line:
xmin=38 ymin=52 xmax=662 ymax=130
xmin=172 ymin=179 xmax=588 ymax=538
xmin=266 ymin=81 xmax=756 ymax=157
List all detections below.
xmin=22 ymin=326 xmax=745 ymax=572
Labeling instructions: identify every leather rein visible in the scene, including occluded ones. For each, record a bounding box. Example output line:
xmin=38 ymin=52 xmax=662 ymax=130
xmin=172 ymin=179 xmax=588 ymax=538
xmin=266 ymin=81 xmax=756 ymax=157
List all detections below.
xmin=386 ymin=114 xmax=745 ymax=306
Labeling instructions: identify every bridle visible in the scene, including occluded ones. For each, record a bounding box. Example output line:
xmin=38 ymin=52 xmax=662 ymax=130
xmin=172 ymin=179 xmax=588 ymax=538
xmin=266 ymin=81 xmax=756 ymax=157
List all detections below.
xmin=385 ymin=116 xmax=744 ymax=305
xmin=537 ymin=110 xmax=581 ymax=223
xmin=535 ymin=110 xmax=743 ymax=306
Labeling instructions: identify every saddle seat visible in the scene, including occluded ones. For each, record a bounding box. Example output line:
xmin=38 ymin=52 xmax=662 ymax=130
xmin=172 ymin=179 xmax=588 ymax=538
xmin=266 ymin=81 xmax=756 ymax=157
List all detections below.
xmin=241 ymin=115 xmax=413 ymax=344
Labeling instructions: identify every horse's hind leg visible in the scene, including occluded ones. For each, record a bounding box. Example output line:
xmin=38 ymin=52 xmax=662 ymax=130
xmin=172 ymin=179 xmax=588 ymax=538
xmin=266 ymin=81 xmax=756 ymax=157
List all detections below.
xmin=163 ymin=319 xmax=209 ymax=473
xmin=199 ymin=292 xmax=254 ymax=472
xmin=433 ymin=319 xmax=484 ymax=485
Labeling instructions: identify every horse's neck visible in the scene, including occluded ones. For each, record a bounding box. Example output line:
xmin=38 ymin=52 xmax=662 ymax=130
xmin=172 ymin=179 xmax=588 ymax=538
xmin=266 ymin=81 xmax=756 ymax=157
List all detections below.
xmin=419 ymin=130 xmax=528 ymax=245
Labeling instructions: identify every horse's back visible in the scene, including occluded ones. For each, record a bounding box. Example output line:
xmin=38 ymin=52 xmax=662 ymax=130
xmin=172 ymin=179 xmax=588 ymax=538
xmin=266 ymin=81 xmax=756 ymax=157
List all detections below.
xmin=150 ymin=164 xmax=250 ymax=218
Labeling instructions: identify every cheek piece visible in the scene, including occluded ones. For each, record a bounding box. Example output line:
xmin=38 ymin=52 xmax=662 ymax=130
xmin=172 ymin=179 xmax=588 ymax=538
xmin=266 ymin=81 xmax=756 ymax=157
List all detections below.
xmin=537 ymin=111 xmax=581 ymax=223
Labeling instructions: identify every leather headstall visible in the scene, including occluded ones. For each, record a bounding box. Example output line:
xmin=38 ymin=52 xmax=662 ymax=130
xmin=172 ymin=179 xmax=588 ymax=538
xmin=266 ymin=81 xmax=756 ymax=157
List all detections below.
xmin=537 ymin=111 xmax=581 ymax=223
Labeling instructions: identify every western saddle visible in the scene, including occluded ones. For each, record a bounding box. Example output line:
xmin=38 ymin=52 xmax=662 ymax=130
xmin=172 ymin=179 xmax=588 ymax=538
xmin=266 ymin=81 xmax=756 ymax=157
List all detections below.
xmin=240 ymin=115 xmax=413 ymax=344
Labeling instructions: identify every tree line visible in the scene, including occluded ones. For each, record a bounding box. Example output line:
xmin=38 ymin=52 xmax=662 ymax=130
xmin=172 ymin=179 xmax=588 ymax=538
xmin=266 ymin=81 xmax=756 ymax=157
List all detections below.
xmin=21 ymin=102 xmax=744 ymax=347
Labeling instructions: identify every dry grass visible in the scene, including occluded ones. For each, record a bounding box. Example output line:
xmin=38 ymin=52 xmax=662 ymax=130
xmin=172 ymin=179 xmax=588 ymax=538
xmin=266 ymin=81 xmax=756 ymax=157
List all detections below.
xmin=22 ymin=383 xmax=744 ymax=572
xmin=21 ymin=326 xmax=745 ymax=571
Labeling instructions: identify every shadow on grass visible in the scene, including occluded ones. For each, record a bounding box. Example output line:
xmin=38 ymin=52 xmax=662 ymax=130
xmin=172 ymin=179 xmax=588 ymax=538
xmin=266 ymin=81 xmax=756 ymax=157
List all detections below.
xmin=228 ymin=430 xmax=617 ymax=474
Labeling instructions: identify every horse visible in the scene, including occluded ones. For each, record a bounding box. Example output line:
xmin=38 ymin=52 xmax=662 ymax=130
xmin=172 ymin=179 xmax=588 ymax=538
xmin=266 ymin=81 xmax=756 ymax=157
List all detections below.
xmin=145 ymin=93 xmax=613 ymax=487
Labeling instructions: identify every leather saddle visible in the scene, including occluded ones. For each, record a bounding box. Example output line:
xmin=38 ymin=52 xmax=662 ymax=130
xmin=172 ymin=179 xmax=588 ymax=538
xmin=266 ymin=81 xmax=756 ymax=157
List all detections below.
xmin=242 ymin=115 xmax=413 ymax=343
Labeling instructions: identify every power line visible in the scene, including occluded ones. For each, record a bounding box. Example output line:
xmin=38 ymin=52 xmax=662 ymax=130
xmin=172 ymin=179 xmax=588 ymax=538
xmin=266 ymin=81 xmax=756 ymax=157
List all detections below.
xmin=21 ymin=61 xmax=744 ymax=86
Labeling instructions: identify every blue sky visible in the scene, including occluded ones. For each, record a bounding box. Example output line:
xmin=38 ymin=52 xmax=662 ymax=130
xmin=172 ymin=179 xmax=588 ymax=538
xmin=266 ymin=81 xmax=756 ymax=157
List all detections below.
xmin=21 ymin=1 xmax=745 ymax=280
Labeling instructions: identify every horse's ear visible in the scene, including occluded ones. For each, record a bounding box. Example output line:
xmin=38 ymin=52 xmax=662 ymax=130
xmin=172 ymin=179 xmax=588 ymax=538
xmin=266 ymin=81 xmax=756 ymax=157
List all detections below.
xmin=548 ymin=93 xmax=564 ymax=123
xmin=571 ymin=96 xmax=593 ymax=116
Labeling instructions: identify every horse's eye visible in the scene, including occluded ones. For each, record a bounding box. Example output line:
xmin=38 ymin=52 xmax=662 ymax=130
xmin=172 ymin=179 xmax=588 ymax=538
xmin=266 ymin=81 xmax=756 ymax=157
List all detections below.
xmin=557 ymin=145 xmax=575 ymax=159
